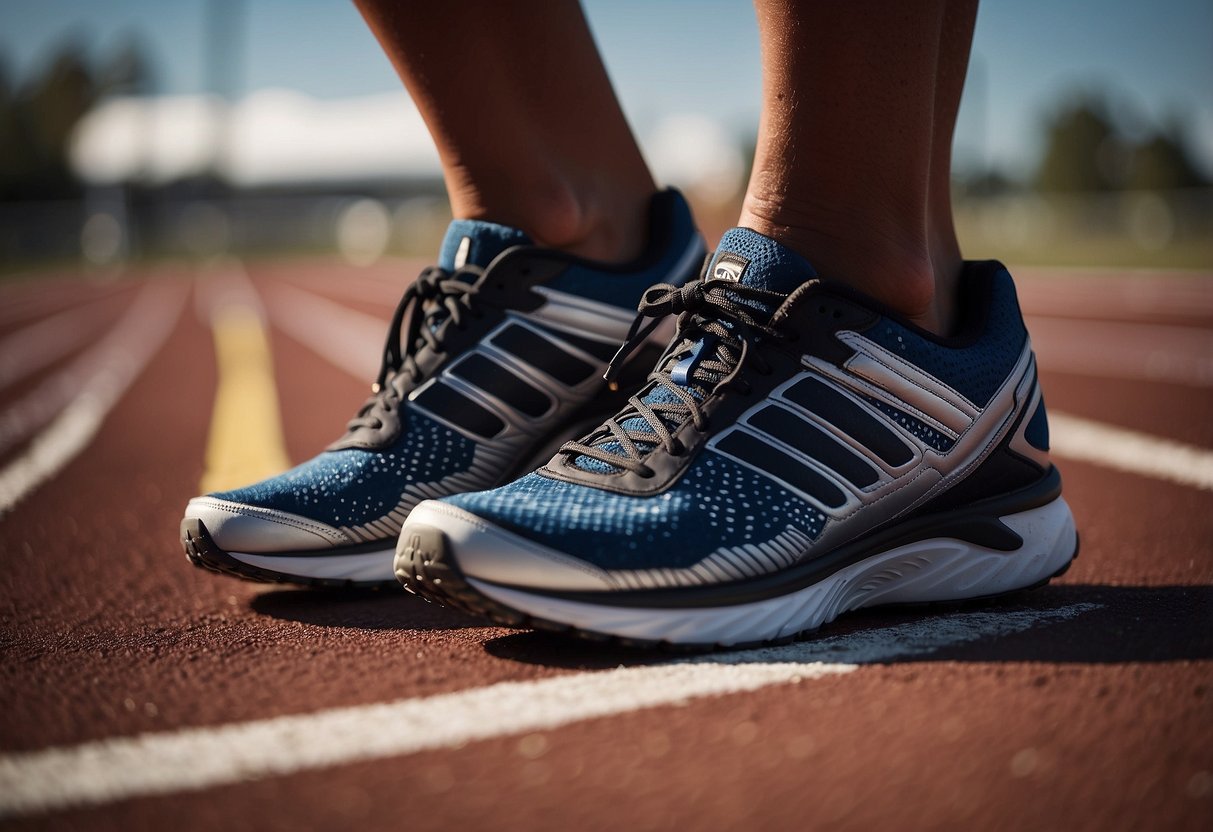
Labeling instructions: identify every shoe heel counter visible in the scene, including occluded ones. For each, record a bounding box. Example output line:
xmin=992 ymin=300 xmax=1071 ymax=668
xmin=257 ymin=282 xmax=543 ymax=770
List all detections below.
xmin=1009 ymin=371 xmax=1052 ymax=470
xmin=918 ymin=375 xmax=1054 ymax=515
xmin=661 ymin=189 xmax=707 ymax=286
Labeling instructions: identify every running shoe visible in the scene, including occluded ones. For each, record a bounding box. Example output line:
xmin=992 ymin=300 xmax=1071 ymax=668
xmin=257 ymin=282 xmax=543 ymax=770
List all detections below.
xmin=181 ymin=189 xmax=705 ymax=587
xmin=397 ymin=227 xmax=1078 ymax=646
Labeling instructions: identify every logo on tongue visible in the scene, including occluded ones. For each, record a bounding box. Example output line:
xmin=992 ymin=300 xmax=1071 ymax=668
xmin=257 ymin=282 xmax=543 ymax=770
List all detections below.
xmin=711 ymin=252 xmax=750 ymax=283
xmin=453 ymin=236 xmax=472 ymax=269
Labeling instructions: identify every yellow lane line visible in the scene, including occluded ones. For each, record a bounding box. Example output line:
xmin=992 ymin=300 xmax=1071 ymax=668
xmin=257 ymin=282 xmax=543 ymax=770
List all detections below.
xmin=200 ymin=296 xmax=290 ymax=494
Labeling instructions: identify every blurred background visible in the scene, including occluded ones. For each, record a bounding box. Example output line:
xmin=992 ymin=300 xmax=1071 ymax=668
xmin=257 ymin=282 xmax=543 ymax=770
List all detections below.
xmin=0 ymin=0 xmax=1210 ymax=275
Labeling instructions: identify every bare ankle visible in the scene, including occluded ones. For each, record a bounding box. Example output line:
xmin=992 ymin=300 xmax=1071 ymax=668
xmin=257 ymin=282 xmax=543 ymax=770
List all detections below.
xmin=447 ymin=169 xmax=654 ymax=264
xmin=535 ymin=182 xmax=653 ymax=264
xmin=739 ymin=193 xmax=960 ymax=334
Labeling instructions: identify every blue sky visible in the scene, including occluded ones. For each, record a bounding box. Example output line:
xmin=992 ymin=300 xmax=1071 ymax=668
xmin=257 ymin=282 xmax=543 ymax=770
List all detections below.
xmin=2 ymin=0 xmax=1211 ymax=179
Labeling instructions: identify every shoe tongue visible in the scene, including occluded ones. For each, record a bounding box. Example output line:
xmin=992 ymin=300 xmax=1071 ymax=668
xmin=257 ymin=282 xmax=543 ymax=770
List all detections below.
xmin=659 ymin=228 xmax=817 ymax=396
xmin=573 ymin=230 xmax=817 ymax=475
xmin=705 ymin=227 xmax=817 ymax=297
xmin=438 ymin=219 xmax=531 ymax=271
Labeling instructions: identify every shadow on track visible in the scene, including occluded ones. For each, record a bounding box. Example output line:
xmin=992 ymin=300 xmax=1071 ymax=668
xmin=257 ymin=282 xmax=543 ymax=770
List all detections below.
xmin=480 ymin=584 xmax=1213 ymax=669
xmin=249 ymin=587 xmax=483 ymax=631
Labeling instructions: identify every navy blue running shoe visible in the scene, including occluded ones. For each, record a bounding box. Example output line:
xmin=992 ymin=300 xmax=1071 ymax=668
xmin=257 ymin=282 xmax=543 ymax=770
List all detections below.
xmin=181 ymin=189 xmax=705 ymax=587
xmin=397 ymin=227 xmax=1078 ymax=647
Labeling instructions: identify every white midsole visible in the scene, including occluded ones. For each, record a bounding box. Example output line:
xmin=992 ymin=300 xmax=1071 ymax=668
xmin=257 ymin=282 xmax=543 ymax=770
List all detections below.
xmin=465 ymin=497 xmax=1077 ymax=645
xmin=229 ymin=548 xmax=396 ymax=583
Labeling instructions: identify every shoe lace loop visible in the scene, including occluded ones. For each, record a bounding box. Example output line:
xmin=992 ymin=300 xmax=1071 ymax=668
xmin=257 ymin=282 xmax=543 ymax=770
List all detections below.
xmin=345 ymin=264 xmax=483 ymax=433
xmin=564 ymin=277 xmax=786 ymax=475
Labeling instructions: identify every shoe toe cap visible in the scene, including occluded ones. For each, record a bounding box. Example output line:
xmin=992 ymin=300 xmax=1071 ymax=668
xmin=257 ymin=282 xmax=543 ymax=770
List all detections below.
xmin=185 ymin=496 xmax=352 ymax=553
xmin=405 ymin=501 xmax=614 ymax=592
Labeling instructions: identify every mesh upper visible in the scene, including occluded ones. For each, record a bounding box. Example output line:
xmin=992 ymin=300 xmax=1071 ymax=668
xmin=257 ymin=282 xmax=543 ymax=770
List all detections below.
xmin=863 ymin=270 xmax=1027 ymax=407
xmin=706 ymin=228 xmax=817 ymax=294
xmin=446 ymin=453 xmax=827 ymax=571
xmin=210 ymin=412 xmax=476 ymax=528
xmin=864 ymin=397 xmax=957 ymax=452
xmin=438 ymin=220 xmax=530 ymax=270
xmin=545 ymin=194 xmax=699 ymax=308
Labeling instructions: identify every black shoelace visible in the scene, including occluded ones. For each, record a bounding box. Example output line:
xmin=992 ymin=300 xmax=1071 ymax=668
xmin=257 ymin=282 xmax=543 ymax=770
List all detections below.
xmin=560 ymin=278 xmax=792 ymax=476
xmin=345 ymin=264 xmax=484 ymax=434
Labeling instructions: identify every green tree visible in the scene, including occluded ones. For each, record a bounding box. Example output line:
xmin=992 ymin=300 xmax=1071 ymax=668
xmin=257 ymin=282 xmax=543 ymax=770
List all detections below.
xmin=1126 ymin=127 xmax=1208 ymax=190
xmin=1034 ymin=98 xmax=1119 ymax=193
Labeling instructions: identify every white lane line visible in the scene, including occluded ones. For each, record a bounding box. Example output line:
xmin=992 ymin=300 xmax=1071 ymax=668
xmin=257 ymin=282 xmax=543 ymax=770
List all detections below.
xmin=1016 ymin=271 xmax=1213 ymax=321
xmin=281 ymin=274 xmax=408 ymax=307
xmin=194 ymin=265 xmax=290 ymax=494
xmin=1049 ymin=412 xmax=1213 ymax=491
xmin=0 ymin=283 xmax=125 ymax=328
xmin=0 ymin=291 xmax=129 ymax=391
xmin=1028 ymin=316 xmax=1213 ymax=387
xmin=0 ymin=604 xmax=1098 ymax=817
xmin=263 ymin=282 xmax=385 ymax=381
xmin=0 ymin=281 xmax=188 ymax=517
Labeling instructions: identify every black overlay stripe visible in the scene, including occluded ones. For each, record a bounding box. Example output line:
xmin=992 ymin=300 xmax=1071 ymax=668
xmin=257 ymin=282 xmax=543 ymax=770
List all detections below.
xmin=529 ymin=320 xmax=619 ymax=362
xmin=412 ymin=382 xmax=505 ymax=439
xmin=716 ymin=431 xmax=847 ymax=509
xmin=448 ymin=353 xmax=552 ymax=418
xmin=489 ymin=324 xmax=595 ymax=385
xmin=783 ymin=377 xmax=913 ymax=467
xmin=746 ymin=405 xmax=881 ymax=488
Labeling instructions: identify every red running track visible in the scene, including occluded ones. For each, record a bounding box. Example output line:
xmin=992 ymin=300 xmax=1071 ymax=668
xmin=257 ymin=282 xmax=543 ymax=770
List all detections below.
xmin=0 ymin=259 xmax=1210 ymax=831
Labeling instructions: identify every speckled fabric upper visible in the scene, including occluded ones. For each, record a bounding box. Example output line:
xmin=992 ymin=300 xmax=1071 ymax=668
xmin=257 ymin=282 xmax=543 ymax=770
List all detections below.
xmin=864 ymin=397 xmax=956 ymax=452
xmin=446 ymin=454 xmax=827 ymax=570
xmin=211 ymin=412 xmax=475 ymax=528
xmin=864 ymin=272 xmax=1026 ymax=407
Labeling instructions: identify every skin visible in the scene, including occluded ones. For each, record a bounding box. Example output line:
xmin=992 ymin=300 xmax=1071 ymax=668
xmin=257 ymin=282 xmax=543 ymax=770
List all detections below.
xmin=353 ymin=0 xmax=656 ymax=263
xmin=354 ymin=0 xmax=980 ymax=334
xmin=741 ymin=0 xmax=978 ymax=333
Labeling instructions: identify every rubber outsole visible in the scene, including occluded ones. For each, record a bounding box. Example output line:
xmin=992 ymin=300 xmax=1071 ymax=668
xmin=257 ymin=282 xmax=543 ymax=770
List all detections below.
xmin=181 ymin=518 xmax=399 ymax=590
xmin=395 ymin=523 xmax=1080 ymax=652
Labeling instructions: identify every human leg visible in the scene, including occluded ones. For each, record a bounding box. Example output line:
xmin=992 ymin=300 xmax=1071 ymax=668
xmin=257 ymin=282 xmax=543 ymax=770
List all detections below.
xmin=181 ymin=2 xmax=706 ymax=586
xmin=740 ymin=0 xmax=976 ymax=333
xmin=353 ymin=0 xmax=656 ymax=262
xmin=397 ymin=0 xmax=1076 ymax=646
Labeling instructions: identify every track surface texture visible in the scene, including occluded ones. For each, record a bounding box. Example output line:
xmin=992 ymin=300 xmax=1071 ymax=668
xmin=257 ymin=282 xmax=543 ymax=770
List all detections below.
xmin=1 ymin=257 xmax=1210 ymax=831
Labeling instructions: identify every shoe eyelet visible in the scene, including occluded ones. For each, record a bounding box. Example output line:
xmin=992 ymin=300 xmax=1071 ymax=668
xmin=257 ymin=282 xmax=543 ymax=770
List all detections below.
xmin=637 ymin=466 xmax=656 ymax=479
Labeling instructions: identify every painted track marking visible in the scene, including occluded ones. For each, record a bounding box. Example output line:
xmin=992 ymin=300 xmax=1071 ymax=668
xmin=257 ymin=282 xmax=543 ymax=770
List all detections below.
xmin=0 ymin=604 xmax=1098 ymax=817
xmin=0 ymin=282 xmax=125 ymax=328
xmin=0 ymin=291 xmax=128 ymax=391
xmin=1016 ymin=270 xmax=1213 ymax=321
xmin=281 ymin=271 xmax=408 ymax=306
xmin=197 ymin=268 xmax=290 ymax=493
xmin=1049 ymin=412 xmax=1213 ymax=491
xmin=265 ymin=282 xmax=385 ymax=381
xmin=1028 ymin=316 xmax=1213 ymax=387
xmin=0 ymin=281 xmax=187 ymax=517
